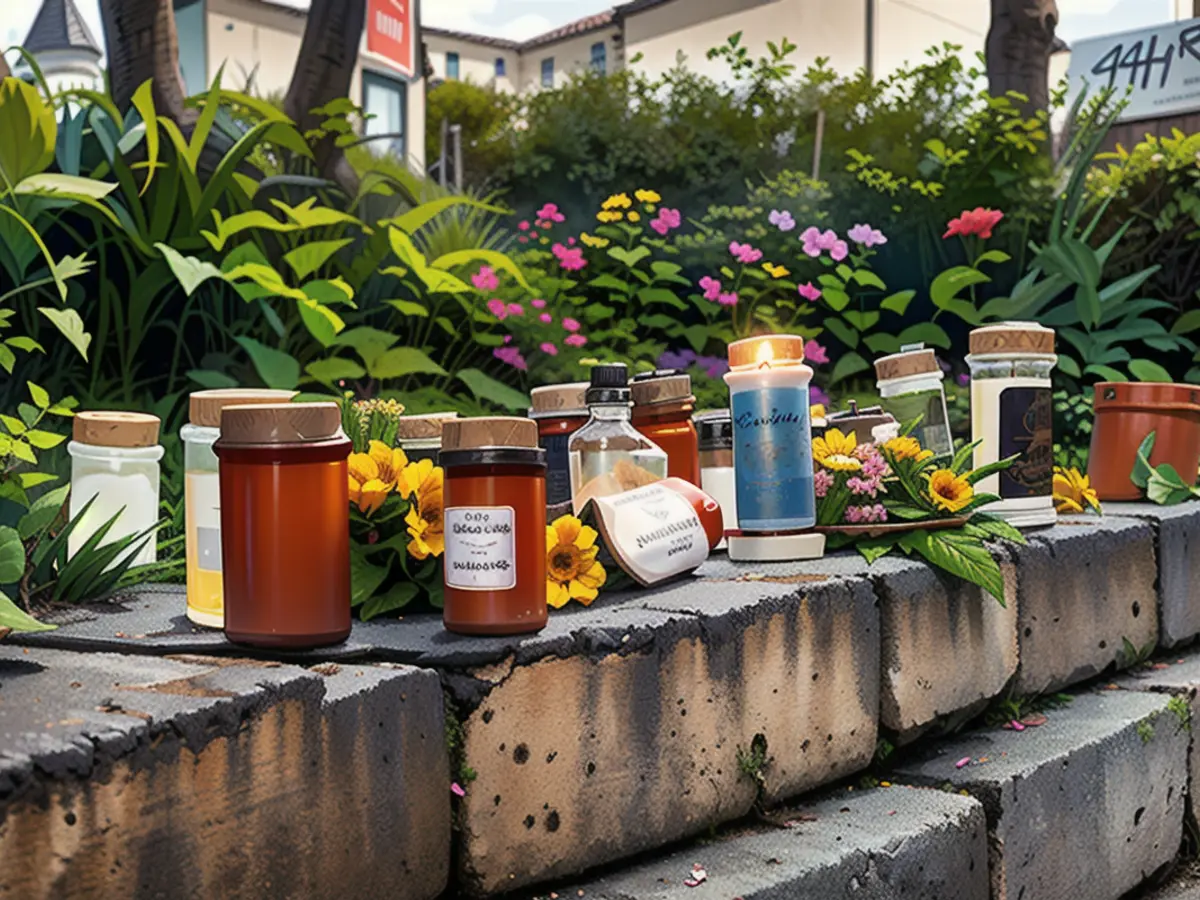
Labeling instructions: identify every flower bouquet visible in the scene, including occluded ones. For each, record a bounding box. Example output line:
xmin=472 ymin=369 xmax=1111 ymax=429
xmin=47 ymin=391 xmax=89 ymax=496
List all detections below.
xmin=342 ymin=399 xmax=445 ymax=620
xmin=813 ymin=424 xmax=1026 ymax=603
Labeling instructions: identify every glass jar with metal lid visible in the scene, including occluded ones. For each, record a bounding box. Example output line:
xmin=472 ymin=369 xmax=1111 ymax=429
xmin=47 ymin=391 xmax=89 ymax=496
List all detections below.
xmin=874 ymin=344 xmax=953 ymax=457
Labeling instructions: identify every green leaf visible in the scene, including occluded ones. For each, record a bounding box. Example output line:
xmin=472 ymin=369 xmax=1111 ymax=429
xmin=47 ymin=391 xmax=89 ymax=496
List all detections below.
xmin=851 ymin=269 xmax=887 ymax=290
xmin=1 ymin=415 xmax=26 ymax=436
xmin=23 ymin=430 xmax=65 ymax=450
xmin=823 ymin=289 xmax=851 ymax=312
xmin=283 ymin=239 xmax=353 ymax=281
xmin=7 ymin=337 xmax=43 ymax=353
xmin=305 ymin=358 xmax=366 ymax=385
xmin=371 ymin=347 xmax=447 ymax=380
xmin=457 ymin=369 xmax=530 ymax=411
xmin=898 ymin=529 xmax=1007 ymax=604
xmin=607 ymin=245 xmax=652 ymax=268
xmin=430 ymin=248 xmax=531 ymax=291
xmin=234 ymin=336 xmax=301 ymax=390
xmin=156 ymin=242 xmax=224 ymax=296
xmin=1034 ymin=238 xmax=1101 ymax=289
xmin=963 ymin=513 xmax=1026 ymax=545
xmin=297 ymin=300 xmax=344 ymax=348
xmin=683 ymin=324 xmax=709 ymax=354
xmin=930 ymin=266 xmax=990 ymax=310
xmin=1057 ymin=355 xmax=1082 ymax=378
xmin=897 ymin=323 xmax=951 ymax=349
xmin=589 ymin=274 xmax=629 ymax=291
xmin=187 ymin=369 xmax=239 ymax=389
xmin=334 ymin=327 xmax=398 ymax=371
xmin=637 ymin=287 xmax=686 ymax=309
xmin=1072 ymin=283 xmax=1101 ymax=330
xmin=880 ymin=290 xmax=916 ymax=316
xmin=27 ymin=382 xmax=50 ymax=409
xmin=1146 ymin=465 xmax=1196 ymax=505
xmin=0 ymin=525 xmax=26 ymax=583
xmin=18 ymin=472 xmax=57 ymax=489
xmin=1128 ymin=359 xmax=1173 ymax=383
xmin=1084 ymin=364 xmax=1126 ymax=382
xmin=17 ymin=484 xmax=69 ymax=541
xmin=0 ymin=78 xmax=56 ymax=187
xmin=843 ymin=310 xmax=880 ymax=332
xmin=15 ymin=172 xmax=117 ymax=200
xmin=386 ymin=300 xmax=429 ymax=317
xmin=360 ymin=582 xmax=420 ymax=620
xmin=650 ymin=260 xmax=691 ymax=285
xmin=976 ymin=249 xmax=1011 ymax=265
xmin=302 ymin=278 xmax=355 ymax=307
xmin=864 ymin=333 xmax=902 ymax=355
xmin=856 ymin=536 xmax=898 ymax=564
xmin=0 ymin=590 xmax=54 ymax=633
xmin=1131 ymin=431 xmax=1156 ymax=490
xmin=824 ymin=318 xmax=859 ymax=349
xmin=1171 ymin=310 xmax=1200 ymax=336
xmin=350 ymin=550 xmax=391 ymax=607
xmin=829 ymin=352 xmax=870 ymax=384
xmin=37 ymin=308 xmax=90 ymax=360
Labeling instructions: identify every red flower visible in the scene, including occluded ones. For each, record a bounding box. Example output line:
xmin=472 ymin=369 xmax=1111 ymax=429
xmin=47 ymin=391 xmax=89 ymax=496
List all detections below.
xmin=944 ymin=208 xmax=1004 ymax=240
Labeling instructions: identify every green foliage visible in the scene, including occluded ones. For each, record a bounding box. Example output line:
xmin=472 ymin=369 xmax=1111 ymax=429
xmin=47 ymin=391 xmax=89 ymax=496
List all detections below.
xmin=1131 ymin=432 xmax=1200 ymax=505
xmin=425 ymin=79 xmax=519 ymax=190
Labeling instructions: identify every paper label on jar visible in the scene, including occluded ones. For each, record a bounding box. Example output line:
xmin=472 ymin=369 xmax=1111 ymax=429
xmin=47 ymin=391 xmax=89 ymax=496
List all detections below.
xmin=588 ymin=483 xmax=710 ymax=587
xmin=444 ymin=507 xmax=517 ymax=590
xmin=998 ymin=386 xmax=1054 ymax=497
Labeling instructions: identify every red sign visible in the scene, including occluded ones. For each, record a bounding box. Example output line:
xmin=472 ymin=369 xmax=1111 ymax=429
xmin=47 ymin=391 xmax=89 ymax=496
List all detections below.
xmin=367 ymin=0 xmax=416 ymax=77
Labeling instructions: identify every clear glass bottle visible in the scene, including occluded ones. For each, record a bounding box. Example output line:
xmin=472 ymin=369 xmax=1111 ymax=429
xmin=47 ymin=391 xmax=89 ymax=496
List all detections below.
xmin=874 ymin=344 xmax=953 ymax=457
xmin=569 ymin=363 xmax=668 ymax=513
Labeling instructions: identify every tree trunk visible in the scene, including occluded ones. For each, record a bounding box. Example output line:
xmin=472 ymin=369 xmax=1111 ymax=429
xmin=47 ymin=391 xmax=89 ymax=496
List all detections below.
xmin=100 ymin=0 xmax=194 ymax=124
xmin=284 ymin=0 xmax=367 ymax=196
xmin=0 ymin=52 xmax=11 ymax=81
xmin=986 ymin=0 xmax=1059 ymax=116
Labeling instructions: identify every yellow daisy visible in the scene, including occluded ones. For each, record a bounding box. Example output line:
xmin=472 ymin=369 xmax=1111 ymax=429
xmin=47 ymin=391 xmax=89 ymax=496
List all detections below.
xmin=1053 ymin=466 xmax=1101 ymax=515
xmin=927 ymin=469 xmax=974 ymax=514
xmin=400 ymin=458 xmax=445 ymax=559
xmin=813 ymin=428 xmax=862 ymax=472
xmin=545 ymin=515 xmax=607 ymax=608
xmin=883 ymin=435 xmax=934 ymax=463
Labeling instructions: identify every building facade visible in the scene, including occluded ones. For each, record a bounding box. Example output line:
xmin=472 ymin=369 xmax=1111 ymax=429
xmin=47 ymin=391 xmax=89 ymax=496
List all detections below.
xmin=16 ymin=0 xmax=103 ymax=94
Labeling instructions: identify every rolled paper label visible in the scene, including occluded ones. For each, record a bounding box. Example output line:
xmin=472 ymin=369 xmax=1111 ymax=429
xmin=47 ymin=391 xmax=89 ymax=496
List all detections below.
xmin=731 ymin=387 xmax=815 ymax=529
xmin=587 ymin=482 xmax=711 ymax=587
xmin=444 ymin=506 xmax=517 ymax=590
xmin=998 ymin=387 xmax=1053 ymax=497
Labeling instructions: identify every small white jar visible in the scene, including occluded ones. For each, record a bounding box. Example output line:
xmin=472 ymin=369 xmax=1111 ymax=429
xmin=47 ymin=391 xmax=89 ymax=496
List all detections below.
xmin=67 ymin=412 xmax=164 ymax=568
xmin=694 ymin=410 xmax=736 ymax=548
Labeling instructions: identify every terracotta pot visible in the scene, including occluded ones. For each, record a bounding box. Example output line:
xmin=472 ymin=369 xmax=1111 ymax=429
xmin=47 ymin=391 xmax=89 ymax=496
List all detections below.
xmin=1087 ymin=382 xmax=1200 ymax=501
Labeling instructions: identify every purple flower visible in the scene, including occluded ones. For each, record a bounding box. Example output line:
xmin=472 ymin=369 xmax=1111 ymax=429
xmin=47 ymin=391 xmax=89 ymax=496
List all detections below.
xmin=830 ymin=240 xmax=849 ymax=262
xmin=847 ymin=224 xmax=887 ymax=247
xmin=816 ymin=230 xmax=840 ymax=251
xmin=957 ymin=373 xmax=971 ymax=387
xmin=696 ymin=355 xmax=730 ymax=378
xmin=814 ymin=469 xmax=835 ymax=498
xmin=564 ymin=334 xmax=588 ymax=348
xmin=486 ymin=298 xmax=507 ymax=319
xmin=729 ymin=242 xmax=763 ymax=264
xmin=472 ymin=266 xmax=499 ymax=292
xmin=699 ymin=276 xmax=722 ymax=302
xmin=659 ymin=348 xmax=697 ymax=369
xmin=798 ymin=282 xmax=822 ymax=302
xmin=809 ymin=384 xmax=830 ymax=407
xmin=717 ymin=291 xmax=739 ymax=307
xmin=804 ymin=339 xmax=829 ymax=365
xmin=493 ymin=346 xmax=527 ymax=371
xmin=768 ymin=209 xmax=796 ymax=232
xmin=801 ymin=226 xmax=823 ymax=258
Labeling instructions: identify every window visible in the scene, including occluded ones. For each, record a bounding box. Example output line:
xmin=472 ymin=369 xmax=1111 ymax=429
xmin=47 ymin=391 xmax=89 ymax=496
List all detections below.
xmin=362 ymin=70 xmax=407 ymax=158
xmin=590 ymin=41 xmax=606 ymax=75
xmin=495 ymin=57 xmax=506 ymax=77
xmin=173 ymin=0 xmax=208 ymax=96
xmin=541 ymin=57 xmax=554 ymax=88
xmin=446 ymin=52 xmax=460 ymax=80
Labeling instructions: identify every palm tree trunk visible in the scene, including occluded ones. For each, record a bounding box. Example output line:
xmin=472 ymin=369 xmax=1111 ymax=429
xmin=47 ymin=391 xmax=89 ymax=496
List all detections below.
xmin=100 ymin=0 xmax=194 ymax=124
xmin=284 ymin=0 xmax=367 ymax=196
xmin=986 ymin=0 xmax=1059 ymax=116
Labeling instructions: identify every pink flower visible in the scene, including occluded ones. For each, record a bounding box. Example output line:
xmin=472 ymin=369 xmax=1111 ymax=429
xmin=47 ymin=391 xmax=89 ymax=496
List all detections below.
xmin=651 ymin=207 xmax=682 ymax=235
xmin=798 ymin=282 xmax=822 ymax=302
xmin=507 ymin=303 xmax=524 ymax=316
xmin=847 ymin=476 xmax=882 ymax=498
xmin=529 ymin=231 xmax=539 ymax=239
xmin=503 ymin=334 xmax=513 ymax=344
xmin=539 ymin=313 xmax=552 ymax=323
xmin=493 ymin=346 xmax=527 ymax=371
xmin=717 ymin=292 xmax=739 ymax=307
xmin=801 ymin=226 xmax=823 ymax=258
xmin=804 ymin=339 xmax=829 ymax=365
xmin=562 ymin=317 xmax=581 ymax=332
xmin=472 ymin=266 xmax=499 ymax=292
xmin=451 ymin=782 xmax=466 ymax=797
xmin=729 ymin=241 xmax=762 ymax=264
xmin=552 ymin=243 xmax=587 ymax=271
xmin=846 ymin=504 xmax=886 ymax=524
xmin=944 ymin=208 xmax=1004 ymax=240
xmin=486 ymin=298 xmax=508 ymax=319
xmin=540 ymin=342 xmax=559 ymax=356
xmin=565 ymin=334 xmax=588 ymax=348
xmin=650 ymin=218 xmax=670 ymax=236
xmin=699 ymin=275 xmax=722 ymax=302
xmin=862 ymin=452 xmax=889 ymax=479
xmin=567 ymin=236 xmax=577 ymax=246
xmin=537 ymin=203 xmax=566 ymax=223
xmin=816 ymin=229 xmax=839 ymax=251
xmin=830 ymin=240 xmax=849 ymax=262
xmin=847 ymin=223 xmax=887 ymax=247
xmin=517 ymin=221 xmax=531 ymax=232
xmin=535 ymin=220 xmax=548 ymax=230
xmin=814 ymin=469 xmax=835 ymax=498
xmin=531 ymin=298 xmax=547 ymax=308
xmin=518 ymin=236 xmax=529 ymax=244
xmin=846 ymin=505 xmax=865 ymax=524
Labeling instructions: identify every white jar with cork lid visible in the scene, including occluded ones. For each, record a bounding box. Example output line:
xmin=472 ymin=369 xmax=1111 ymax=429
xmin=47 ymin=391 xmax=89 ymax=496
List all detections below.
xmin=874 ymin=344 xmax=953 ymax=458
xmin=67 ymin=411 xmax=164 ymax=567
xmin=966 ymin=322 xmax=1057 ymax=528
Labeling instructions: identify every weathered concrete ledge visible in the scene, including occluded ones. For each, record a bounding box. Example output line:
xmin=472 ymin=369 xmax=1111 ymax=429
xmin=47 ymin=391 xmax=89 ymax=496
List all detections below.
xmin=552 ymin=785 xmax=989 ymax=900
xmin=0 ymin=647 xmax=449 ymax=900
xmin=895 ymin=690 xmax=1188 ymax=900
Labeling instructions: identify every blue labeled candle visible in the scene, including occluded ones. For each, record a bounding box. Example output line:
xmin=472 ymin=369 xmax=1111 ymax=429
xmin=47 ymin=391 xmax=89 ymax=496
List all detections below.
xmin=723 ymin=334 xmax=816 ymax=531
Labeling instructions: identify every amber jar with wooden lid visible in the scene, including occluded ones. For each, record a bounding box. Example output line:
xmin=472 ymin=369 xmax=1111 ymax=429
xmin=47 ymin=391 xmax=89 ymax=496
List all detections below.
xmin=395 ymin=412 xmax=458 ymax=462
xmin=630 ymin=370 xmax=701 ymax=484
xmin=440 ymin=417 xmax=547 ymax=636
xmin=214 ymin=403 xmax=352 ymax=648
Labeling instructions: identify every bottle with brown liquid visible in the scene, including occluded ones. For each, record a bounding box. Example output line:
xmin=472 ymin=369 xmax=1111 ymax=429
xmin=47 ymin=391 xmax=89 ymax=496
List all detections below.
xmin=631 ymin=369 xmax=700 ymax=484
xmin=214 ymin=402 xmax=352 ymax=649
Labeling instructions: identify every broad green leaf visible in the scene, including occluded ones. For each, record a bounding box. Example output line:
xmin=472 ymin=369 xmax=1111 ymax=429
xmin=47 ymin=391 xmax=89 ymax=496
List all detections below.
xmin=234 ymin=336 xmax=301 ymax=390
xmin=851 ymin=269 xmax=886 ymax=290
xmin=1057 ymin=355 xmax=1082 ymax=378
xmin=824 ymin=318 xmax=859 ymax=350
xmin=589 ymin=274 xmax=629 ymax=291
xmin=0 ymin=591 xmax=54 ymax=633
xmin=856 ymin=537 xmax=898 ymax=565
xmin=23 ymin=430 xmax=64 ymax=450
xmin=37 ymin=308 xmax=90 ymax=360
xmin=305 ymin=358 xmax=366 ymax=384
xmin=7 ymin=337 xmax=43 ymax=353
xmin=1084 ymin=363 xmax=1126 ymax=382
xmin=386 ymin=299 xmax=429 ymax=317
xmin=650 ymin=260 xmax=691 ymax=285
xmin=0 ymin=78 xmax=56 ymax=187
xmin=223 ymin=262 xmax=309 ymax=303
xmin=637 ymin=287 xmax=687 ymax=309
xmin=0 ymin=414 xmax=25 ymax=436
xmin=283 ymin=238 xmax=353 ymax=281
xmin=930 ymin=266 xmax=990 ymax=309
xmin=817 ymin=274 xmax=845 ymax=290
xmin=864 ymin=333 xmax=902 ymax=355
xmin=898 ymin=529 xmax=1006 ymax=604
xmin=297 ymin=299 xmax=345 ymax=347
xmin=823 ymin=289 xmax=851 ymax=312
xmin=335 ymin=327 xmax=398 ymax=371
xmin=829 ymin=352 xmax=870 ymax=384
xmin=976 ymin=249 xmax=1011 ymax=265
xmin=457 ymin=369 xmax=531 ymax=411
xmin=430 ymin=247 xmax=531 ymax=291
xmin=880 ymin=290 xmax=916 ymax=316
xmin=350 ymin=549 xmax=391 ymax=607
xmin=683 ymin=324 xmax=709 ymax=354
xmin=1172 ymin=310 xmax=1200 ymax=335
xmin=27 ymin=382 xmax=49 ymax=409
xmin=384 ymin=195 xmax=504 ymax=234
xmin=201 ymin=208 xmax=299 ymax=252
xmin=271 ymin=197 xmax=363 ymax=231
xmin=1034 ymin=238 xmax=1101 ymax=289
xmin=302 ymin=278 xmax=355 ymax=307
xmin=187 ymin=369 xmax=239 ymax=389
xmin=18 ymin=472 xmax=57 ymax=489
xmin=1131 ymin=431 xmax=1156 ymax=489
xmin=17 ymin=484 xmax=69 ymax=540
xmin=1128 ymin=359 xmax=1173 ymax=383
xmin=14 ymin=172 xmax=117 ymax=199
xmin=898 ymin=323 xmax=951 ymax=349
xmin=360 ymin=582 xmax=419 ymax=620
xmin=843 ymin=310 xmax=880 ymax=332
xmin=156 ymin=242 xmax=223 ymax=296
xmin=1098 ymin=267 xmax=1159 ymax=308
xmin=963 ymin=514 xmax=1027 ymax=545
xmin=608 ymin=245 xmax=652 ymax=268
xmin=371 ymin=347 xmax=447 ymax=380
xmin=1146 ymin=465 xmax=1196 ymax=505
xmin=0 ymin=346 xmax=14 ymax=374
xmin=0 ymin=525 xmax=26 ymax=583
xmin=1073 ymin=283 xmax=1101 ymax=330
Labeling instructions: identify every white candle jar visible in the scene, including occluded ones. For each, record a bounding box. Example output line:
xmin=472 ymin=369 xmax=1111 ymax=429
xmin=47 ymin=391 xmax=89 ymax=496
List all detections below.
xmin=67 ymin=412 xmax=164 ymax=568
xmin=694 ymin=410 xmax=737 ymax=547
xmin=965 ymin=323 xmax=1057 ymax=528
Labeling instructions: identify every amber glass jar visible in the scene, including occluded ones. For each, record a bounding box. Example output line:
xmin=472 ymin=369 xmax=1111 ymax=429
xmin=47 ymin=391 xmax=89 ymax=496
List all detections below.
xmin=529 ymin=382 xmax=589 ymax=508
xmin=440 ymin=417 xmax=548 ymax=636
xmin=631 ymin=370 xmax=700 ymax=485
xmin=214 ymin=403 xmax=352 ymax=649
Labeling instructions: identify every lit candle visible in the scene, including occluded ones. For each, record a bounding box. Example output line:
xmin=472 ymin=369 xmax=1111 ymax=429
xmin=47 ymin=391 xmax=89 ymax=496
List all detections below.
xmin=723 ymin=334 xmax=816 ymax=532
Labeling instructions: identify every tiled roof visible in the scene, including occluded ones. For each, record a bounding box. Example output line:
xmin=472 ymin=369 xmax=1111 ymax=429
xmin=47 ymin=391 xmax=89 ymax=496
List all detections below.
xmin=22 ymin=0 xmax=102 ymax=57
xmin=424 ymin=11 xmax=617 ymax=53
xmin=422 ymin=27 xmax=521 ymax=51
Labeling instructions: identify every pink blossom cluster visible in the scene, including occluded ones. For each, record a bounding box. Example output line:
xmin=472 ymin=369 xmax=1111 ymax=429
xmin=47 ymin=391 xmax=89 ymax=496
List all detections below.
xmin=536 ymin=203 xmax=566 ymax=226
xmin=804 ymin=340 xmax=829 ymax=365
xmin=846 ymin=504 xmax=888 ymax=524
xmin=650 ymin=207 xmax=682 ymax=236
xmin=800 ymin=227 xmax=848 ymax=262
xmin=698 ymin=275 xmax=737 ymax=306
xmin=814 ymin=469 xmax=835 ymax=498
xmin=847 ymin=223 xmax=887 ymax=248
xmin=729 ymin=241 xmax=763 ymax=264
xmin=493 ymin=342 xmax=527 ymax=371
xmin=486 ymin=299 xmax=526 ymax=320
xmin=552 ymin=242 xmax=586 ymax=271
xmin=472 ymin=265 xmax=499 ymax=292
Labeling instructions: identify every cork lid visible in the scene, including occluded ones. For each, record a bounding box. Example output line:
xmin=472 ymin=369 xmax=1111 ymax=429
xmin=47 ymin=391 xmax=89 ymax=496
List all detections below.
xmin=630 ymin=370 xmax=694 ymax=407
xmin=218 ymin=402 xmax=343 ymax=445
xmin=530 ymin=383 xmax=589 ymax=416
xmin=394 ymin=412 xmax=458 ymax=441
xmin=969 ymin=322 xmax=1055 ymax=356
xmin=874 ymin=347 xmax=940 ymax=383
xmin=73 ymin=411 xmax=161 ymax=448
xmin=189 ymin=389 xmax=298 ymax=427
xmin=442 ymin=416 xmax=538 ymax=451
xmin=728 ymin=334 xmax=807 ymax=368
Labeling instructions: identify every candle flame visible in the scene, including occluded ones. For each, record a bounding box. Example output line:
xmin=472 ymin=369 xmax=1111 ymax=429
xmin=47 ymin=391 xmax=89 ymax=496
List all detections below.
xmin=755 ymin=340 xmax=774 ymax=368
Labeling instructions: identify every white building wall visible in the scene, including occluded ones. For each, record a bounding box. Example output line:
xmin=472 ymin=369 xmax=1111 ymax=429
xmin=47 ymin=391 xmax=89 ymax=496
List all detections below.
xmin=518 ymin=28 xmax=620 ymax=91
xmin=873 ymin=0 xmax=989 ymax=76
xmin=424 ymin=33 xmax=519 ymax=91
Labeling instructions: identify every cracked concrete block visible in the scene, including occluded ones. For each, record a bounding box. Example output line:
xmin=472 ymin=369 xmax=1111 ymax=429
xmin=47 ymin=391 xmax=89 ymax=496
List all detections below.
xmin=896 ymin=691 xmax=1188 ymax=900
xmin=414 ymin=570 xmax=879 ymax=896
xmin=1012 ymin=518 xmax=1158 ymax=695
xmin=0 ymin=647 xmax=449 ymax=900
xmin=555 ymin=785 xmax=989 ymax=900
xmin=1100 ymin=503 xmax=1200 ymax=649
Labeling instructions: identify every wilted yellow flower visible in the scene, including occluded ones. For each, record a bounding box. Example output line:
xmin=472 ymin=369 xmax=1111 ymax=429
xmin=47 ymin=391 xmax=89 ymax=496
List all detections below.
xmin=545 ymin=515 xmax=606 ymax=608
xmin=884 ymin=435 xmax=934 ymax=463
xmin=401 ymin=458 xmax=445 ymax=559
xmin=635 ymin=189 xmax=661 ymax=204
xmin=602 ymin=193 xmax=632 ymax=210
xmin=1053 ymin=466 xmax=1101 ymax=514
xmin=580 ymin=232 xmax=610 ymax=248
xmin=628 ymin=211 xmax=641 ymax=223
xmin=596 ymin=210 xmax=623 ymax=223
xmin=762 ymin=262 xmax=790 ymax=279
xmin=813 ymin=428 xmax=861 ymax=472
xmin=927 ymin=469 xmax=974 ymax=513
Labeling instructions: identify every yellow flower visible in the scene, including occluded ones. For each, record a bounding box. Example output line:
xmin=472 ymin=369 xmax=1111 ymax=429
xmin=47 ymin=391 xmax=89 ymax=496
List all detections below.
xmin=628 ymin=211 xmax=641 ymax=223
xmin=368 ymin=440 xmax=407 ymax=484
xmin=762 ymin=262 xmax=790 ymax=279
xmin=348 ymin=451 xmax=397 ymax=516
xmin=813 ymin=428 xmax=862 ymax=472
xmin=1053 ymin=466 xmax=1101 ymax=515
xmin=401 ymin=459 xmax=445 ymax=559
xmin=601 ymin=192 xmax=632 ymax=210
xmin=635 ymin=189 xmax=661 ymax=204
xmin=581 ymin=232 xmax=610 ymax=248
xmin=810 ymin=404 xmax=827 ymax=420
xmin=596 ymin=210 xmax=624 ymax=223
xmin=884 ymin=435 xmax=934 ymax=463
xmin=545 ymin=515 xmax=607 ymax=609
xmin=927 ymin=469 xmax=974 ymax=514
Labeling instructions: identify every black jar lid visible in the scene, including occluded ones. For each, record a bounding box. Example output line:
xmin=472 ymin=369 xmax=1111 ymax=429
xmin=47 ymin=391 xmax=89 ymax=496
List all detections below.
xmin=694 ymin=409 xmax=733 ymax=450
xmin=586 ymin=363 xmax=631 ymax=405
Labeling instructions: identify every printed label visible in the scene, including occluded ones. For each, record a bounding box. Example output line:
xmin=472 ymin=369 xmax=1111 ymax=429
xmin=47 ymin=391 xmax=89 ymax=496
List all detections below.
xmin=731 ymin=387 xmax=815 ymax=527
xmin=196 ymin=526 xmax=223 ymax=571
xmin=998 ymin=387 xmax=1053 ymax=498
xmin=444 ymin=506 xmax=516 ymax=590
xmin=590 ymin=483 xmax=710 ymax=586
xmin=542 ymin=432 xmax=572 ymax=506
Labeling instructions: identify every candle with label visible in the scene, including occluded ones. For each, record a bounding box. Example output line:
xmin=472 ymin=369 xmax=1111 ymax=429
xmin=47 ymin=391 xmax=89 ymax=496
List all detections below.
xmin=723 ymin=334 xmax=816 ymax=532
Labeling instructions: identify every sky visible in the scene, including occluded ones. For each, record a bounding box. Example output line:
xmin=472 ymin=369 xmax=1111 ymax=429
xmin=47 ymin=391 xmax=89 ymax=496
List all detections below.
xmin=0 ymin=0 xmax=1184 ymax=59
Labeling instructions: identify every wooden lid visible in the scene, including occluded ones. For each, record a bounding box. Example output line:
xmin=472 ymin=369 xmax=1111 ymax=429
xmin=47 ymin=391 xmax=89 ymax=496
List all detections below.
xmin=530 ymin=382 xmax=589 ymax=415
xmin=189 ymin=389 xmax=298 ymax=427
xmin=969 ymin=322 xmax=1055 ymax=356
xmin=441 ymin=416 xmax=538 ymax=451
xmin=630 ymin=372 xmax=693 ymax=407
xmin=395 ymin=412 xmax=458 ymax=441
xmin=874 ymin=347 xmax=940 ymax=382
xmin=73 ymin=411 xmax=161 ymax=448
xmin=218 ymin=402 xmax=343 ymax=445
xmin=728 ymin=334 xmax=807 ymax=368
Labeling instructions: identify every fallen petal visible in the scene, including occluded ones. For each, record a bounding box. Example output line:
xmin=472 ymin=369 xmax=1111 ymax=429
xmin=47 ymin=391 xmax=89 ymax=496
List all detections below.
xmin=1020 ymin=713 xmax=1048 ymax=727
xmin=451 ymin=782 xmax=466 ymax=797
xmin=1010 ymin=720 xmax=1026 ymax=732
xmin=956 ymin=757 xmax=971 ymax=769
